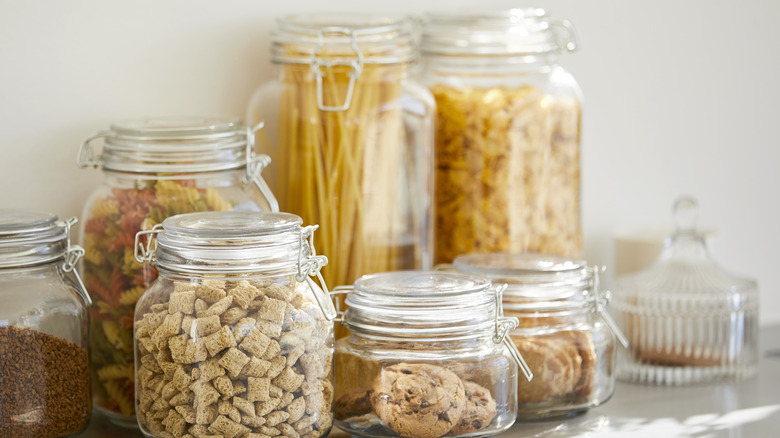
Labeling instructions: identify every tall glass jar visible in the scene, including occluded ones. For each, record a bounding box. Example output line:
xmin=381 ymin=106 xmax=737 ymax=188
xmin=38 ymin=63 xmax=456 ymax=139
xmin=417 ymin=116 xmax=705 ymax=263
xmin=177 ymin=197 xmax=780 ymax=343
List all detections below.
xmin=333 ymin=271 xmax=528 ymax=438
xmin=0 ymin=209 xmax=92 ymax=437
xmin=76 ymin=117 xmax=278 ymax=427
xmin=246 ymin=15 xmax=435 ymax=329
xmin=133 ymin=211 xmax=335 ymax=438
xmin=419 ymin=9 xmax=583 ymax=264
xmin=452 ymin=253 xmax=627 ymax=420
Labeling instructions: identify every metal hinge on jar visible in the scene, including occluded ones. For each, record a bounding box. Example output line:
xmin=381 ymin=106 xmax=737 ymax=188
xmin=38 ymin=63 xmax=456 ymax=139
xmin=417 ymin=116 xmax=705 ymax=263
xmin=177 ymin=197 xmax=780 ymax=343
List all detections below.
xmin=589 ymin=266 xmax=629 ymax=348
xmin=309 ymin=27 xmax=364 ymax=112
xmin=492 ymin=283 xmax=533 ymax=382
xmin=60 ymin=216 xmax=92 ymax=307
xmin=296 ymin=225 xmax=337 ymax=321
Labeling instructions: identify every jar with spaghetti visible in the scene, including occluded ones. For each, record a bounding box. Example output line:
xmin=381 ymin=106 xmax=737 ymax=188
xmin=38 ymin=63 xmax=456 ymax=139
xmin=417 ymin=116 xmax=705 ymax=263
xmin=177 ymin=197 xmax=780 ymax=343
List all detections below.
xmin=451 ymin=253 xmax=627 ymax=420
xmin=0 ymin=209 xmax=92 ymax=437
xmin=246 ymin=15 xmax=435 ymax=334
xmin=76 ymin=117 xmax=278 ymax=427
xmin=132 ymin=211 xmax=335 ymax=438
xmin=333 ymin=271 xmax=530 ymax=438
xmin=419 ymin=9 xmax=583 ymax=264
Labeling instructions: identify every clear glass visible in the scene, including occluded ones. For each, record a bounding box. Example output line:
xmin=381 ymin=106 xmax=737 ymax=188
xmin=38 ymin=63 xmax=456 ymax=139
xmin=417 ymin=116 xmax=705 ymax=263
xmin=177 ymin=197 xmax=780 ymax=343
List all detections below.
xmin=0 ymin=210 xmax=91 ymax=437
xmin=246 ymin=15 xmax=435 ymax=337
xmin=419 ymin=9 xmax=583 ymax=264
xmin=611 ymin=197 xmax=759 ymax=385
xmin=133 ymin=211 xmax=334 ymax=438
xmin=452 ymin=253 xmax=617 ymax=420
xmin=77 ymin=117 xmax=277 ymax=427
xmin=334 ymin=271 xmax=518 ymax=438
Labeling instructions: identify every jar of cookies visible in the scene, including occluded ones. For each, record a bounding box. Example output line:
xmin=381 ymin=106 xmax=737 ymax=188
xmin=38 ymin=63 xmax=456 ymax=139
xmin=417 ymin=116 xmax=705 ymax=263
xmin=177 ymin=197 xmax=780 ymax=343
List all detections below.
xmin=77 ymin=117 xmax=279 ymax=427
xmin=452 ymin=253 xmax=627 ymax=420
xmin=132 ymin=211 xmax=335 ymax=438
xmin=0 ymin=209 xmax=92 ymax=437
xmin=334 ymin=271 xmax=529 ymax=438
xmin=420 ymin=9 xmax=583 ymax=264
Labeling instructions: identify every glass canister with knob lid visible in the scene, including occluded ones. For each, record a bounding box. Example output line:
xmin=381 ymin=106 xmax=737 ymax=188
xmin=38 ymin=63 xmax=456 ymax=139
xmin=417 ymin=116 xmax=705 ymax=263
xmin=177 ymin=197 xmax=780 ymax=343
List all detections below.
xmin=451 ymin=252 xmax=627 ymax=420
xmin=132 ymin=211 xmax=336 ymax=438
xmin=76 ymin=117 xmax=279 ymax=427
xmin=0 ymin=209 xmax=92 ymax=437
xmin=419 ymin=9 xmax=583 ymax=264
xmin=333 ymin=270 xmax=531 ymax=438
xmin=611 ymin=196 xmax=759 ymax=385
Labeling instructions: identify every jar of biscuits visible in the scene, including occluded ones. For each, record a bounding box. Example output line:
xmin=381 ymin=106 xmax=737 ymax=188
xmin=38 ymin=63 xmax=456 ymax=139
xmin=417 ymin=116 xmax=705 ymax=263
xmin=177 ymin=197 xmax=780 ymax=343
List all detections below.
xmin=420 ymin=9 xmax=583 ymax=264
xmin=132 ymin=211 xmax=335 ymax=438
xmin=0 ymin=209 xmax=92 ymax=437
xmin=77 ymin=117 xmax=279 ymax=427
xmin=452 ymin=253 xmax=627 ymax=420
xmin=333 ymin=271 xmax=530 ymax=438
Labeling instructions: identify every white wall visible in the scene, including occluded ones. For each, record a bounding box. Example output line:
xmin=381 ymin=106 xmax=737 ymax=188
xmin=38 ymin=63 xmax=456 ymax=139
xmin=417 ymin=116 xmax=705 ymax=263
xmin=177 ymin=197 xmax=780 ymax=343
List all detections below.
xmin=1 ymin=0 xmax=777 ymax=324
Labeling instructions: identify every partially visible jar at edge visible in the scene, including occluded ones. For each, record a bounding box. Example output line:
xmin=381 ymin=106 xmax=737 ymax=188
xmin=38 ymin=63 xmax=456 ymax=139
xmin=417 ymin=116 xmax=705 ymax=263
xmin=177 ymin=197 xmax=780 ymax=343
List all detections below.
xmin=246 ymin=15 xmax=435 ymax=329
xmin=419 ymin=9 xmax=583 ymax=264
xmin=76 ymin=117 xmax=278 ymax=427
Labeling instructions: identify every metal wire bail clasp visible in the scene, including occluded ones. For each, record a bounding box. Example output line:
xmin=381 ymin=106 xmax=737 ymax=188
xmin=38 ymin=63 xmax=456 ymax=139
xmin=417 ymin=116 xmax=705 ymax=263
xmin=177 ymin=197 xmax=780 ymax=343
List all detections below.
xmin=134 ymin=224 xmax=164 ymax=265
xmin=492 ymin=284 xmax=533 ymax=382
xmin=60 ymin=217 xmax=92 ymax=306
xmin=310 ymin=27 xmax=364 ymax=112
xmin=297 ymin=225 xmax=337 ymax=320
xmin=244 ymin=122 xmax=279 ymax=212
xmin=590 ymin=266 xmax=629 ymax=348
xmin=76 ymin=129 xmax=111 ymax=169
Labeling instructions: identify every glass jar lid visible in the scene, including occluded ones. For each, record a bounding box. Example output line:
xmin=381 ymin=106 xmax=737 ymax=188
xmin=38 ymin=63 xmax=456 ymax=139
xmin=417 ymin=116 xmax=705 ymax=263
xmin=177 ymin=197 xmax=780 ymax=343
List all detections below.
xmin=0 ymin=209 xmax=68 ymax=268
xmin=421 ymin=8 xmax=578 ymax=56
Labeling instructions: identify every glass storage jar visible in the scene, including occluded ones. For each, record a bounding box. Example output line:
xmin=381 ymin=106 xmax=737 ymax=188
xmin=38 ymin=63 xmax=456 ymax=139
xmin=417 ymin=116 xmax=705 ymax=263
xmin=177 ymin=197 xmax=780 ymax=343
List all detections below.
xmin=420 ymin=9 xmax=583 ymax=264
xmin=611 ymin=197 xmax=759 ymax=385
xmin=333 ymin=271 xmax=530 ymax=438
xmin=76 ymin=116 xmax=278 ymax=426
xmin=133 ymin=211 xmax=336 ymax=438
xmin=246 ymin=14 xmax=435 ymax=327
xmin=452 ymin=253 xmax=626 ymax=420
xmin=0 ymin=209 xmax=92 ymax=437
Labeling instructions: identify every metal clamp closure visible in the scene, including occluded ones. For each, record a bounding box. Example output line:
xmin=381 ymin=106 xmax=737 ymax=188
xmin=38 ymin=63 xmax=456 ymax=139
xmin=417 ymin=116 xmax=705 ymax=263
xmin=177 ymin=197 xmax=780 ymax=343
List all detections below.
xmin=310 ymin=27 xmax=364 ymax=112
xmin=77 ymin=129 xmax=111 ymax=169
xmin=134 ymin=224 xmax=164 ymax=265
xmin=60 ymin=217 xmax=92 ymax=306
xmin=297 ymin=225 xmax=336 ymax=320
xmin=244 ymin=122 xmax=280 ymax=212
xmin=329 ymin=286 xmax=352 ymax=324
xmin=492 ymin=284 xmax=533 ymax=382
xmin=589 ymin=266 xmax=629 ymax=348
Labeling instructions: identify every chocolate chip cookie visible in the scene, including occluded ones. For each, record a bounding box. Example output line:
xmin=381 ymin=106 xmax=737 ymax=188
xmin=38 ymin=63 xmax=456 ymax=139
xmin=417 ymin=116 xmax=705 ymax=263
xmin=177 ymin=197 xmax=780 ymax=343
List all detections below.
xmin=371 ymin=363 xmax=466 ymax=438
xmin=334 ymin=389 xmax=374 ymax=420
xmin=448 ymin=381 xmax=497 ymax=435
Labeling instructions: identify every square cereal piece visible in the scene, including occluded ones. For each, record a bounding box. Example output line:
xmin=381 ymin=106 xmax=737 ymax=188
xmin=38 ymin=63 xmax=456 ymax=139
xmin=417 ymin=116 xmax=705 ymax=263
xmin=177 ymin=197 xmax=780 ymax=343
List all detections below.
xmin=272 ymin=367 xmax=305 ymax=393
xmin=173 ymin=366 xmax=193 ymax=393
xmin=242 ymin=416 xmax=267 ymax=428
xmin=298 ymin=354 xmax=325 ymax=380
xmin=141 ymin=353 xmax=162 ymax=373
xmin=151 ymin=303 xmax=169 ymax=313
xmin=209 ymin=415 xmax=249 ymax=438
xmin=169 ymin=335 xmax=190 ymax=363
xmin=247 ymin=377 xmax=270 ymax=402
xmin=137 ymin=311 xmax=167 ymax=337
xmin=255 ymin=320 xmax=282 ymax=339
xmin=188 ymin=424 xmax=209 ymax=436
xmin=233 ymin=381 xmax=247 ymax=396
xmin=195 ymin=298 xmax=209 ymax=314
xmin=261 ymin=341 xmax=281 ymax=361
xmin=174 ymin=281 xmax=197 ymax=293
xmin=204 ymin=296 xmax=234 ymax=317
xmin=265 ymin=411 xmax=289 ymax=427
xmin=293 ymin=416 xmax=316 ymax=432
xmin=196 ymin=282 xmax=227 ymax=303
xmin=139 ymin=336 xmax=158 ymax=355
xmin=205 ymin=325 xmax=237 ymax=357
xmin=263 ymin=284 xmax=293 ymax=302
xmin=228 ymin=281 xmax=262 ymax=309
xmin=170 ymin=391 xmax=195 ymax=407
xmin=268 ymin=384 xmax=283 ymax=399
xmin=162 ymin=409 xmax=187 ymax=437
xmin=240 ymin=357 xmax=271 ymax=378
xmin=191 ymin=315 xmax=221 ymax=338
xmin=233 ymin=396 xmax=256 ymax=418
xmin=139 ymin=390 xmax=155 ymax=412
xmin=239 ymin=327 xmax=271 ymax=357
xmin=198 ymin=357 xmax=225 ymax=382
xmin=259 ymin=426 xmax=282 ymax=437
xmin=170 ymin=290 xmax=197 ymax=315
xmin=151 ymin=397 xmax=171 ymax=413
xmin=266 ymin=356 xmax=286 ymax=379
xmin=175 ymin=404 xmax=197 ymax=424
xmin=221 ymin=307 xmax=249 ymax=326
xmin=277 ymin=423 xmax=300 ymax=438
xmin=219 ymin=347 xmax=251 ymax=378
xmin=254 ymin=298 xmax=287 ymax=324
xmin=182 ymin=316 xmax=195 ymax=335
xmin=285 ymin=397 xmax=305 ymax=423
xmin=192 ymin=380 xmax=220 ymax=408
xmin=162 ymin=380 xmax=179 ymax=400
xmin=218 ymin=400 xmax=242 ymax=423
xmin=195 ymin=403 xmax=218 ymax=425
xmin=233 ymin=317 xmax=257 ymax=343
xmin=277 ymin=391 xmax=294 ymax=409
xmin=255 ymin=398 xmax=281 ymax=417
xmin=286 ymin=344 xmax=305 ymax=368
xmin=213 ymin=375 xmax=234 ymax=399
xmin=182 ymin=339 xmax=209 ymax=364
xmin=153 ymin=312 xmax=184 ymax=349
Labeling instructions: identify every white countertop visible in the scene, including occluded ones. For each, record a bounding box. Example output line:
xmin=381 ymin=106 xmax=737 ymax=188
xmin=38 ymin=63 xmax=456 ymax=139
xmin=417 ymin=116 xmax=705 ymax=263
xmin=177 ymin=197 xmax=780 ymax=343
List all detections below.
xmin=83 ymin=325 xmax=780 ymax=438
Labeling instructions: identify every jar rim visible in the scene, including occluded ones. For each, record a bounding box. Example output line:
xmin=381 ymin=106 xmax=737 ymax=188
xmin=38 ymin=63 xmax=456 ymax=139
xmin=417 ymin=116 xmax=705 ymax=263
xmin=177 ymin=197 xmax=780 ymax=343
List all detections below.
xmin=0 ymin=209 xmax=67 ymax=268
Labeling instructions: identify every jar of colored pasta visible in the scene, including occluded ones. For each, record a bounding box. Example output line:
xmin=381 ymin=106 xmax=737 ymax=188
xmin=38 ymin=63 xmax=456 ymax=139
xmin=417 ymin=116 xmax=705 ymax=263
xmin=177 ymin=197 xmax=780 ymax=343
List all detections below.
xmin=333 ymin=271 xmax=531 ymax=438
xmin=246 ymin=14 xmax=435 ymax=337
xmin=419 ymin=9 xmax=583 ymax=264
xmin=76 ymin=117 xmax=279 ymax=427
xmin=451 ymin=253 xmax=628 ymax=420
xmin=133 ymin=211 xmax=336 ymax=438
xmin=0 ymin=209 xmax=92 ymax=437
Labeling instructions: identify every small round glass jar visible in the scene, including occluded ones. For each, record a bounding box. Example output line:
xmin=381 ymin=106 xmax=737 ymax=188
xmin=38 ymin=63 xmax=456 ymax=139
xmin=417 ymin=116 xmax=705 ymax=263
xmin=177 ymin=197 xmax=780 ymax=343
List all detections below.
xmin=333 ymin=271 xmax=525 ymax=438
xmin=0 ymin=209 xmax=92 ymax=437
xmin=419 ymin=9 xmax=583 ymax=264
xmin=132 ymin=211 xmax=335 ymax=438
xmin=76 ymin=116 xmax=278 ymax=426
xmin=452 ymin=253 xmax=626 ymax=421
